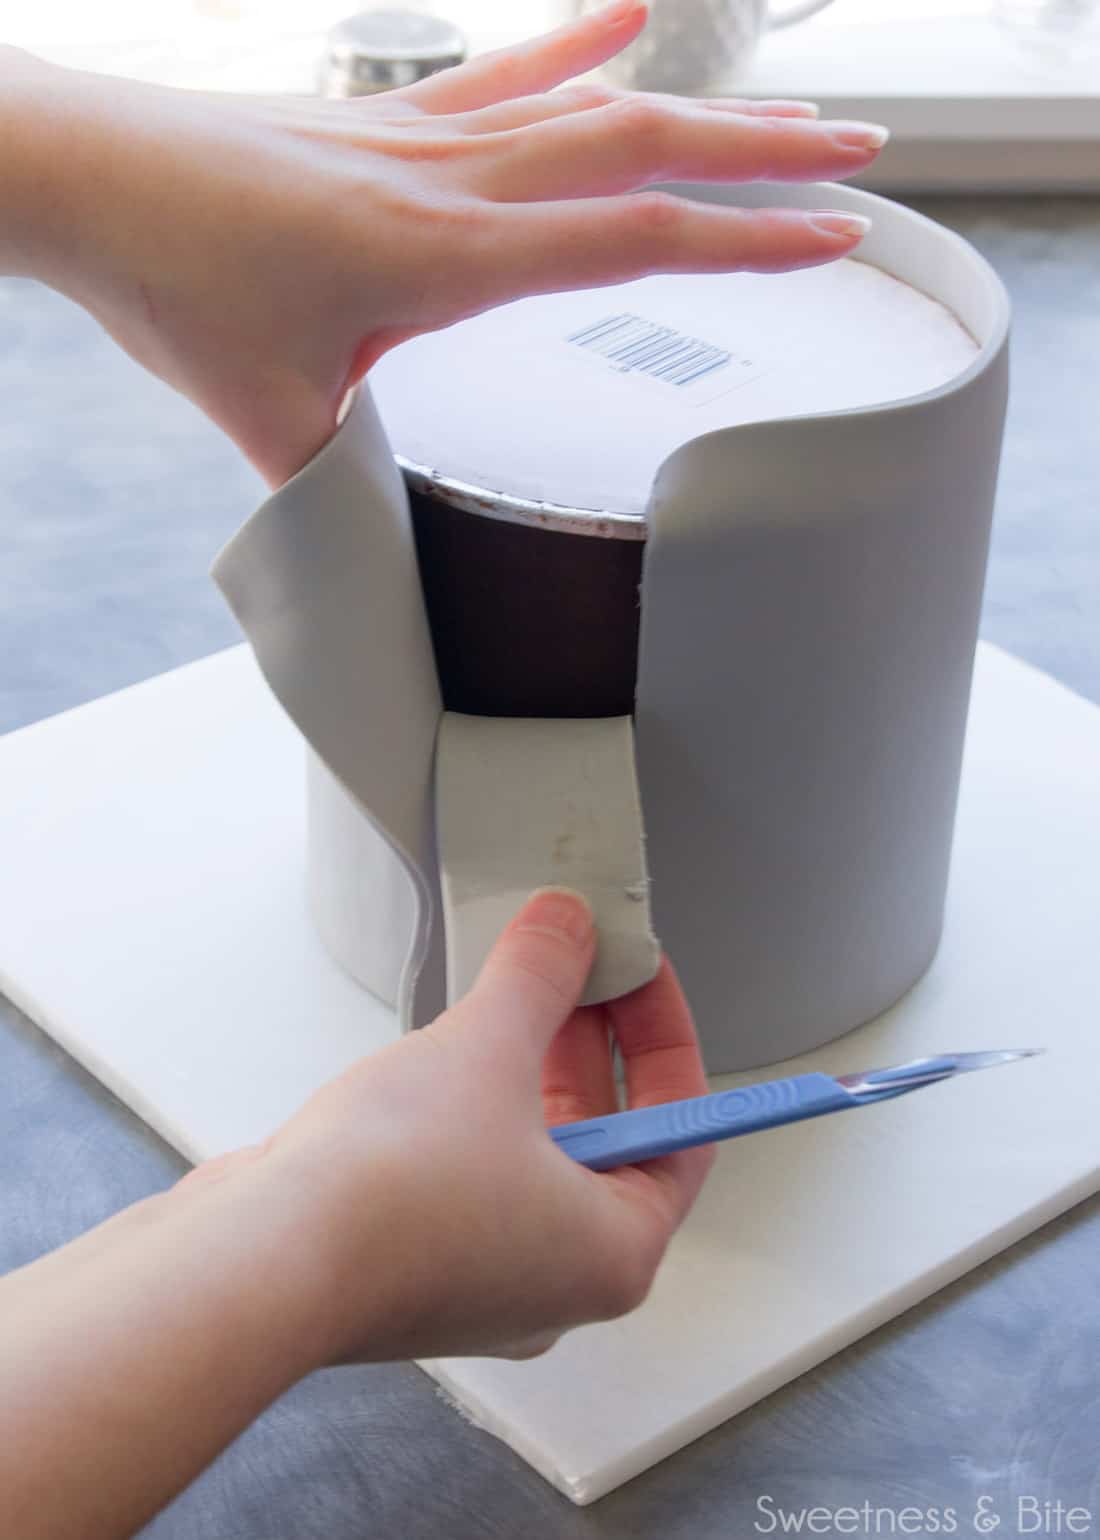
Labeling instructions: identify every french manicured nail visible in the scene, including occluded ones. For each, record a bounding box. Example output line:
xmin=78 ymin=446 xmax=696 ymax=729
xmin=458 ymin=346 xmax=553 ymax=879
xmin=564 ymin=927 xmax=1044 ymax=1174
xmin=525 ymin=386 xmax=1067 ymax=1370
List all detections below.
xmin=830 ymin=120 xmax=890 ymax=150
xmin=808 ymin=210 xmax=872 ymax=239
xmin=760 ymin=98 xmax=820 ymax=117
xmin=593 ymin=0 xmax=648 ymax=22
xmin=524 ymin=887 xmax=595 ymax=946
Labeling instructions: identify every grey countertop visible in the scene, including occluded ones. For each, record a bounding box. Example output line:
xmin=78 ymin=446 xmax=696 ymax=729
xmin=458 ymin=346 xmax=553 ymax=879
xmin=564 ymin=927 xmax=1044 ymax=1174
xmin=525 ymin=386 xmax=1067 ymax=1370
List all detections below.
xmin=2 ymin=197 xmax=1099 ymax=1538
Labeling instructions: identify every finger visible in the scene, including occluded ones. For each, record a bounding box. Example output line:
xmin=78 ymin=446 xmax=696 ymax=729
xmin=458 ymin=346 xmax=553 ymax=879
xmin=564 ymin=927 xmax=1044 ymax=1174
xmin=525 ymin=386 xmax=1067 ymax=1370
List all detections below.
xmin=470 ymin=198 xmax=870 ymax=304
xmin=607 ymin=956 xmax=708 ymax=1110
xmin=601 ymin=957 xmax=715 ymax=1226
xmin=448 ymin=888 xmax=596 ymax=1066
xmin=174 ymin=1142 xmax=268 ymax=1191
xmin=399 ymin=0 xmax=649 ymax=115
xmin=542 ymin=1005 xmax=617 ymax=1126
xmin=544 ymin=961 xmax=711 ymax=1310
xmin=446 ymin=84 xmax=820 ymax=136
xmin=721 ymin=98 xmax=820 ymax=119
xmin=482 ymin=100 xmax=888 ymax=202
xmin=494 ymin=1329 xmax=561 ymax=1361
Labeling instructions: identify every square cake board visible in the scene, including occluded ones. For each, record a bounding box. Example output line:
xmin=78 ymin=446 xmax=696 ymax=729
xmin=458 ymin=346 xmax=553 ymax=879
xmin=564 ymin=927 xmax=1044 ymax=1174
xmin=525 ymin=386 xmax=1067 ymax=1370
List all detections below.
xmin=2 ymin=642 xmax=1098 ymax=1506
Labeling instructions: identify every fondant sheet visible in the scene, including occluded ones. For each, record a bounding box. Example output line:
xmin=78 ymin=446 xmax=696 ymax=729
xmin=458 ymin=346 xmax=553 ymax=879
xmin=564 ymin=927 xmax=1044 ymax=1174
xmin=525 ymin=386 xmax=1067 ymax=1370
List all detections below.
xmin=212 ymin=389 xmax=441 ymax=1026
xmin=1 ymin=643 xmax=1097 ymax=1503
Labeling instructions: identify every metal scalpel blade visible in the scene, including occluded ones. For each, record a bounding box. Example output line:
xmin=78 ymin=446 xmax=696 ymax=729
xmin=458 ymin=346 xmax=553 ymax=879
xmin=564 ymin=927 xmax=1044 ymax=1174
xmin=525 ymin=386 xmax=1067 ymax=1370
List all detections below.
xmin=836 ymin=1049 xmax=1043 ymax=1100
xmin=550 ymin=1050 xmax=1044 ymax=1170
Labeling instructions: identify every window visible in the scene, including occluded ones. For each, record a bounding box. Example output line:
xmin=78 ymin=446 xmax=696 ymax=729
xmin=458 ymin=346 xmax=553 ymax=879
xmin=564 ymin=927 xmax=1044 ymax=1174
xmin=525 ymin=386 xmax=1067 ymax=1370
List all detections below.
xmin=3 ymin=0 xmax=1097 ymax=186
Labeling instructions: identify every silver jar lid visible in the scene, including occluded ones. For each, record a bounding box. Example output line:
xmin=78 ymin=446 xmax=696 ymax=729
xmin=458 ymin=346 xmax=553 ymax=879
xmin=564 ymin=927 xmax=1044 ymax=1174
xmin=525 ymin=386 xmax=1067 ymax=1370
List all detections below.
xmin=320 ymin=9 xmax=467 ymax=98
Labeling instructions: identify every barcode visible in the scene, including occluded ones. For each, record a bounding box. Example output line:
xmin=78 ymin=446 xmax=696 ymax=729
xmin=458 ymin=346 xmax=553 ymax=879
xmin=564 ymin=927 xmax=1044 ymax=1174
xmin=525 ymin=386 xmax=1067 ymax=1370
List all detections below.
xmin=567 ymin=313 xmax=732 ymax=386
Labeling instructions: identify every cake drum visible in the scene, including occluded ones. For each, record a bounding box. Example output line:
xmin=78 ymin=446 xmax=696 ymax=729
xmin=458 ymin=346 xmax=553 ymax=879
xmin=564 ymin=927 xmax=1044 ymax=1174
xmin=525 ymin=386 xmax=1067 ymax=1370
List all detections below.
xmin=1 ymin=641 xmax=1098 ymax=1502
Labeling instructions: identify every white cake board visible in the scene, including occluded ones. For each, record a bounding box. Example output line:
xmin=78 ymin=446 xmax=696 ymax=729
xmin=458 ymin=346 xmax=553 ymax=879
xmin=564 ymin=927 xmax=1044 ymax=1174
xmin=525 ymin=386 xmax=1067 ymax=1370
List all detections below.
xmin=2 ymin=644 xmax=1099 ymax=1504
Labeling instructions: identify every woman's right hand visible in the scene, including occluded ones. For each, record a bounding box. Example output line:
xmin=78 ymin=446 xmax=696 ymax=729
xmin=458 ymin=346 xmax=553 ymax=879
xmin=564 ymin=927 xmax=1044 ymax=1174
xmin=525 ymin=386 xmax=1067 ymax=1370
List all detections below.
xmin=198 ymin=889 xmax=715 ymax=1366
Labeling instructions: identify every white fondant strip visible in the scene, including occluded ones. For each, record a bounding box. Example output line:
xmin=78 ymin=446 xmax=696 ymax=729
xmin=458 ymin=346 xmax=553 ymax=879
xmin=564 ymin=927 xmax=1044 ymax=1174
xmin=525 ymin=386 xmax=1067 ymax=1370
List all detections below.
xmin=435 ymin=713 xmax=659 ymax=1007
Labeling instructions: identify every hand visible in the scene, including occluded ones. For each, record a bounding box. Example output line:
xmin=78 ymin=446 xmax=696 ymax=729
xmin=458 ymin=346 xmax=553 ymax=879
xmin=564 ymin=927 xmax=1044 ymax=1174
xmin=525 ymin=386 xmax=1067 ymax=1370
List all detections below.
xmin=0 ymin=890 xmax=714 ymax=1538
xmin=221 ymin=888 xmax=715 ymax=1363
xmin=1 ymin=0 xmax=886 ymax=486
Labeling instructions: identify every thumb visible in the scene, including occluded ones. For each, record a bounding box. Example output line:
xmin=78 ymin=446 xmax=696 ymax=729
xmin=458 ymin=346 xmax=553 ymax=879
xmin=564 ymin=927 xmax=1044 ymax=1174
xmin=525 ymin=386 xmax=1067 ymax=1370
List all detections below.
xmin=446 ymin=888 xmax=596 ymax=1063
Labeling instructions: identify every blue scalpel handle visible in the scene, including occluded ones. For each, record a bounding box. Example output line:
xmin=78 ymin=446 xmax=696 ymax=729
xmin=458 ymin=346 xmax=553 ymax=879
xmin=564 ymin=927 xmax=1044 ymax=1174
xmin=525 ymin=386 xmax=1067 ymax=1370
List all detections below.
xmin=549 ymin=1074 xmax=859 ymax=1172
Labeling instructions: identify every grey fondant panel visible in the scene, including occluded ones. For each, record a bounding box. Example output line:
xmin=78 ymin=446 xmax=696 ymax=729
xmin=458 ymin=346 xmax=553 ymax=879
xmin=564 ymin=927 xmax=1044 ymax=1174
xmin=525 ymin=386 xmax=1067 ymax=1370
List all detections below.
xmin=627 ymin=180 xmax=1010 ymax=1070
xmin=635 ymin=369 xmax=1009 ymax=1069
xmin=211 ymin=389 xmax=441 ymax=1024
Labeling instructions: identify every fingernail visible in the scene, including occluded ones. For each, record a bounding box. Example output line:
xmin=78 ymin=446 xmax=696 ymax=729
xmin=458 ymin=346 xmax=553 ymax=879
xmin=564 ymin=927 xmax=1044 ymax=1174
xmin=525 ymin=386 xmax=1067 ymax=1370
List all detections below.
xmin=807 ymin=210 xmax=872 ymax=240
xmin=523 ymin=887 xmax=594 ymax=946
xmin=761 ymin=98 xmax=820 ymax=118
xmin=593 ymin=0 xmax=648 ymax=22
xmin=829 ymin=120 xmax=890 ymax=150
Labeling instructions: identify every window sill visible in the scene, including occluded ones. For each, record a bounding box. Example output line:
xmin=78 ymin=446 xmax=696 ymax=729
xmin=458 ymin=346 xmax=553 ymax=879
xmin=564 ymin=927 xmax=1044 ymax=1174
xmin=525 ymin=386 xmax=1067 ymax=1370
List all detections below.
xmin=737 ymin=13 xmax=1100 ymax=192
xmin=21 ymin=6 xmax=1100 ymax=192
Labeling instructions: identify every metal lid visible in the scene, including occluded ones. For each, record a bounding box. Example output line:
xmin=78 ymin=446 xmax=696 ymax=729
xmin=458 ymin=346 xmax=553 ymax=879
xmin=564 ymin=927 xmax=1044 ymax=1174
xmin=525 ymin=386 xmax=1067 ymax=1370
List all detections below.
xmin=396 ymin=456 xmax=649 ymax=541
xmin=320 ymin=9 xmax=466 ymax=97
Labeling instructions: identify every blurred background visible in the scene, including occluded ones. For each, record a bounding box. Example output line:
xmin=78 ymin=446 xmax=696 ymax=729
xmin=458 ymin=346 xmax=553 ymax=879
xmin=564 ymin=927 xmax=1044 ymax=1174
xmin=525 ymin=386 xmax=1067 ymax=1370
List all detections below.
xmin=1 ymin=0 xmax=1096 ymax=191
xmin=0 ymin=1 xmax=1097 ymax=95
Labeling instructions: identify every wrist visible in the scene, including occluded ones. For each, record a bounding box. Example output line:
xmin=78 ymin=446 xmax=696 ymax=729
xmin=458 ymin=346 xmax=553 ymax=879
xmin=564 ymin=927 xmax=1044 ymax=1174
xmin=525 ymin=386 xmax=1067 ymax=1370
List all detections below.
xmin=239 ymin=1129 xmax=417 ymax=1368
xmin=0 ymin=47 xmax=127 ymax=292
xmin=0 ymin=48 xmax=60 ymax=279
xmin=157 ymin=1145 xmax=356 ymax=1382
xmin=0 ymin=48 xmax=79 ymax=282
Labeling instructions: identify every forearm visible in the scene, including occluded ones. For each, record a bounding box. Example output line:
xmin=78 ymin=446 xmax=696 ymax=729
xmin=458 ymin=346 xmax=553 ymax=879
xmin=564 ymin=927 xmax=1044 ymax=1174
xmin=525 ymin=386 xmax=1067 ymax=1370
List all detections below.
xmin=0 ymin=1153 xmax=339 ymax=1540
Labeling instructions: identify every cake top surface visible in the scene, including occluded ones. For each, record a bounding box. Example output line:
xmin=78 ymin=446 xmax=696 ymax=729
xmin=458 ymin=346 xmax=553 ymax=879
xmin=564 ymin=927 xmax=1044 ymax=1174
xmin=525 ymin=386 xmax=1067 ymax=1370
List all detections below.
xmin=370 ymin=257 xmax=979 ymax=519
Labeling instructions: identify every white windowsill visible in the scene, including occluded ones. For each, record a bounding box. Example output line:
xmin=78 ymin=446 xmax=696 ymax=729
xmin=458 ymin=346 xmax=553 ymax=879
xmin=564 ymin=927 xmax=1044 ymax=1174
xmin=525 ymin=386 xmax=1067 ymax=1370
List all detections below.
xmin=12 ymin=2 xmax=1100 ymax=192
xmin=738 ymin=12 xmax=1100 ymax=192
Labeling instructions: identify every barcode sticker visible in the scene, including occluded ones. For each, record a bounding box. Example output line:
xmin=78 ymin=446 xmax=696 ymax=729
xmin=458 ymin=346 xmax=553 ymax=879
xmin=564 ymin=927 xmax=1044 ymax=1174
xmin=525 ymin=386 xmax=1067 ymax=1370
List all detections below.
xmin=561 ymin=311 xmax=766 ymax=409
xmin=568 ymin=313 xmax=733 ymax=386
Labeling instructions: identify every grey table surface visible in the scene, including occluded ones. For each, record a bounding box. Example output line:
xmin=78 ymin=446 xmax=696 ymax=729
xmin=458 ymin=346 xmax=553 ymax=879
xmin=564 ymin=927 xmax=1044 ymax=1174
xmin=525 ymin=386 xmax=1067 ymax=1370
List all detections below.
xmin=2 ymin=197 xmax=1099 ymax=1539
